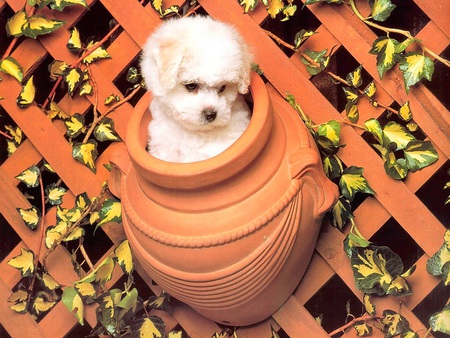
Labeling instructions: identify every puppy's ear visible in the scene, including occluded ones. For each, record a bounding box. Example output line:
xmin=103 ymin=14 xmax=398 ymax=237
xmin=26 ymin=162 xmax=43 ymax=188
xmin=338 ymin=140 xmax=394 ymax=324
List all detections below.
xmin=154 ymin=40 xmax=184 ymax=90
xmin=237 ymin=43 xmax=253 ymax=95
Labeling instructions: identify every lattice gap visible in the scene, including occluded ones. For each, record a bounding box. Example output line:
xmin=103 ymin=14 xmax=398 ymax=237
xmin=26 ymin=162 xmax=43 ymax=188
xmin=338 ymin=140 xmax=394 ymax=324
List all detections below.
xmin=423 ymin=46 xmax=450 ymax=111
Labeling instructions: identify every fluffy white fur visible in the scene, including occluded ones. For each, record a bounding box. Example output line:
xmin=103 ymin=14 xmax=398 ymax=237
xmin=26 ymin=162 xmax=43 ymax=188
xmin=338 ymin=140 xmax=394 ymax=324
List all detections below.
xmin=140 ymin=16 xmax=253 ymax=163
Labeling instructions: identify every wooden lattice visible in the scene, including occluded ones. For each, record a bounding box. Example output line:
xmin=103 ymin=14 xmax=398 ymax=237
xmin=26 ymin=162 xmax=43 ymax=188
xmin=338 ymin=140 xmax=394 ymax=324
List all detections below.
xmin=0 ymin=0 xmax=449 ymax=337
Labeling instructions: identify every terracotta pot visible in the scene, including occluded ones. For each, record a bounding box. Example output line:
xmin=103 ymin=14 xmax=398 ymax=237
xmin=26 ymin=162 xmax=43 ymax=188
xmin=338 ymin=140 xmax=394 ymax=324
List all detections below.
xmin=109 ymin=74 xmax=338 ymax=326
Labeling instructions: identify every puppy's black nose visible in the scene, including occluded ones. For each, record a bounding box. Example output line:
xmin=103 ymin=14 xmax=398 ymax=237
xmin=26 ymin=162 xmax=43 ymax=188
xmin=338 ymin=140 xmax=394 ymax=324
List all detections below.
xmin=203 ymin=109 xmax=217 ymax=122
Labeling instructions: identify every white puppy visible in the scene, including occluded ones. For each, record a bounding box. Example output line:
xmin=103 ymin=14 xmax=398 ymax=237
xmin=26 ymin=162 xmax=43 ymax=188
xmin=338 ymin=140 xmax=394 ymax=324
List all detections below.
xmin=140 ymin=16 xmax=253 ymax=163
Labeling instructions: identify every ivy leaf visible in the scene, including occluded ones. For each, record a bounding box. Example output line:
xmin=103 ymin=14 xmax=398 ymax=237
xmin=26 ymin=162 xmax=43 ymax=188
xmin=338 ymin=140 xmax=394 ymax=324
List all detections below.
xmin=150 ymin=0 xmax=163 ymax=15
xmin=267 ymin=0 xmax=285 ymax=19
xmin=345 ymin=101 xmax=359 ymax=123
xmin=167 ymin=331 xmax=183 ymax=338
xmin=429 ymin=304 xmax=450 ymax=335
xmin=17 ymin=76 xmax=36 ymax=108
xmin=17 ymin=206 xmax=41 ymax=230
xmin=46 ymin=183 xmax=67 ymax=205
xmin=63 ymin=67 xmax=84 ymax=95
xmin=50 ymin=0 xmax=88 ymax=11
xmin=364 ymin=119 xmax=383 ymax=145
xmin=399 ymin=52 xmax=434 ymax=93
xmin=72 ymin=140 xmax=98 ymax=173
xmin=22 ymin=15 xmax=65 ymax=39
xmin=46 ymin=100 xmax=70 ymax=120
xmin=323 ymin=154 xmax=343 ymax=180
xmin=146 ymin=292 xmax=170 ymax=311
xmin=7 ymin=289 xmax=29 ymax=305
xmin=0 ymin=57 xmax=23 ymax=83
xmin=239 ymin=0 xmax=259 ymax=13
xmin=401 ymin=331 xmax=419 ymax=338
xmin=369 ymin=36 xmax=398 ymax=79
xmin=398 ymin=101 xmax=412 ymax=122
xmin=384 ymin=143 xmax=408 ymax=180
xmin=383 ymin=121 xmax=415 ymax=150
xmin=5 ymin=125 xmax=23 ymax=145
xmin=294 ymin=29 xmax=316 ymax=49
xmin=368 ymin=0 xmax=396 ymax=22
xmin=426 ymin=229 xmax=450 ymax=284
xmin=63 ymin=226 xmax=85 ymax=242
xmin=15 ymin=165 xmax=40 ymax=188
xmin=96 ymin=198 xmax=122 ymax=230
xmin=74 ymin=281 xmax=96 ymax=301
xmin=403 ymin=140 xmax=438 ymax=172
xmin=104 ymin=94 xmax=120 ymax=106
xmin=329 ymin=196 xmax=353 ymax=230
xmin=395 ymin=38 xmax=416 ymax=54
xmin=118 ymin=288 xmax=138 ymax=314
xmin=339 ymin=166 xmax=375 ymax=202
xmin=79 ymin=81 xmax=93 ymax=96
xmin=281 ymin=4 xmax=297 ymax=22
xmin=45 ymin=220 xmax=69 ymax=248
xmin=113 ymin=240 xmax=134 ymax=275
xmin=39 ymin=272 xmax=61 ymax=291
xmin=94 ymin=257 xmax=115 ymax=285
xmin=48 ymin=60 xmax=69 ymax=81
xmin=301 ymin=49 xmax=329 ymax=76
xmin=67 ymin=27 xmax=83 ymax=54
xmin=6 ymin=9 xmax=28 ymax=37
xmin=346 ymin=65 xmax=363 ymax=88
xmin=75 ymin=192 xmax=91 ymax=209
xmin=364 ymin=81 xmax=377 ymax=99
xmin=62 ymin=286 xmax=84 ymax=325
xmin=317 ymin=120 xmax=341 ymax=147
xmin=130 ymin=316 xmax=165 ymax=338
xmin=126 ymin=67 xmax=140 ymax=84
xmin=386 ymin=275 xmax=412 ymax=297
xmin=64 ymin=113 xmax=86 ymax=138
xmin=363 ymin=294 xmax=376 ymax=316
xmin=7 ymin=248 xmax=35 ymax=277
xmin=353 ymin=320 xmax=373 ymax=336
xmin=382 ymin=310 xmax=410 ymax=338
xmin=32 ymin=292 xmax=56 ymax=315
xmin=82 ymin=41 xmax=111 ymax=64
xmin=342 ymin=86 xmax=358 ymax=104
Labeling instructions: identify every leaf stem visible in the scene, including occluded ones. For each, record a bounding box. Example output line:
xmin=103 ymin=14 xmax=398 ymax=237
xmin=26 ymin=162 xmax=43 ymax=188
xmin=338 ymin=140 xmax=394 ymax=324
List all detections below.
xmin=328 ymin=314 xmax=383 ymax=336
xmin=0 ymin=130 xmax=14 ymax=140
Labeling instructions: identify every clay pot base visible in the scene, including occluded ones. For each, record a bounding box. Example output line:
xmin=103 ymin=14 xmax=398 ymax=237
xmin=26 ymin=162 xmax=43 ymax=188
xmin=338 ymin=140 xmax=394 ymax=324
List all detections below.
xmin=110 ymin=73 xmax=339 ymax=326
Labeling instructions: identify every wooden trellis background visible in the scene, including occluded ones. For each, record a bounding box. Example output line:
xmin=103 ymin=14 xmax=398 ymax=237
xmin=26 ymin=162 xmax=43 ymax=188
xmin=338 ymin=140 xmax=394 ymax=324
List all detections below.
xmin=0 ymin=0 xmax=449 ymax=337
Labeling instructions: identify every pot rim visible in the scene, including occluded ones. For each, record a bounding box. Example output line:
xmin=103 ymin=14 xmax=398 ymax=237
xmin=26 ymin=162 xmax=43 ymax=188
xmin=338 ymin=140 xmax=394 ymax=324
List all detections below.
xmin=126 ymin=73 xmax=273 ymax=189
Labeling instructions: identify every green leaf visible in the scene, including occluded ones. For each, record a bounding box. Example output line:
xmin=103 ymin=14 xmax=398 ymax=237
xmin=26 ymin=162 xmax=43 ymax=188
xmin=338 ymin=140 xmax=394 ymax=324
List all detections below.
xmin=74 ymin=281 xmax=96 ymax=301
xmin=364 ymin=118 xmax=383 ymax=144
xmin=294 ymin=29 xmax=316 ymax=49
xmin=368 ymin=0 xmax=396 ymax=22
xmin=46 ymin=100 xmax=70 ymax=120
xmin=67 ymin=27 xmax=82 ymax=54
xmin=45 ymin=220 xmax=69 ymax=248
xmin=301 ymin=49 xmax=329 ymax=76
xmin=399 ymin=52 xmax=434 ymax=93
xmin=5 ymin=125 xmax=23 ymax=145
xmin=353 ymin=320 xmax=372 ymax=336
xmin=6 ymin=9 xmax=27 ymax=37
xmin=146 ymin=292 xmax=170 ymax=311
xmin=104 ymin=94 xmax=120 ymax=106
xmin=382 ymin=310 xmax=410 ymax=338
xmin=17 ymin=76 xmax=36 ymax=108
xmin=82 ymin=41 xmax=111 ymax=64
xmin=75 ymin=192 xmax=91 ymax=209
xmin=384 ymin=145 xmax=408 ymax=180
xmin=403 ymin=140 xmax=438 ymax=172
xmin=79 ymin=81 xmax=93 ymax=96
xmin=17 ymin=206 xmax=41 ymax=230
xmin=72 ymin=140 xmax=98 ymax=173
xmin=0 ymin=57 xmax=23 ymax=83
xmin=369 ymin=36 xmax=398 ymax=79
xmin=64 ymin=113 xmax=86 ymax=138
xmin=126 ymin=67 xmax=140 ymax=84
xmin=62 ymin=286 xmax=84 ymax=325
xmin=343 ymin=86 xmax=359 ymax=103
xmin=96 ymin=198 xmax=122 ymax=227
xmin=150 ymin=0 xmax=163 ymax=15
xmin=401 ymin=331 xmax=419 ymax=338
xmin=339 ymin=166 xmax=375 ymax=202
xmin=317 ymin=120 xmax=340 ymax=147
xmin=50 ymin=0 xmax=88 ymax=11
xmin=22 ymin=15 xmax=65 ymax=39
xmin=48 ymin=60 xmax=69 ymax=81
xmin=113 ymin=240 xmax=134 ymax=275
xmin=345 ymin=101 xmax=359 ymax=123
xmin=16 ymin=165 xmax=40 ymax=188
xmin=364 ymin=81 xmax=377 ymax=99
xmin=426 ymin=230 xmax=450 ymax=277
xmin=94 ymin=117 xmax=122 ymax=142
xmin=281 ymin=4 xmax=297 ymax=22
xmin=46 ymin=184 xmax=67 ymax=205
xmin=323 ymin=154 xmax=343 ymax=180
xmin=346 ymin=65 xmax=363 ymax=88
xmin=130 ymin=316 xmax=165 ymax=338
xmin=267 ymin=0 xmax=285 ymax=19
xmin=383 ymin=121 xmax=415 ymax=150
xmin=32 ymin=292 xmax=56 ymax=315
xmin=7 ymin=248 xmax=35 ymax=277
xmin=239 ymin=0 xmax=259 ymax=13
xmin=398 ymin=101 xmax=412 ymax=122
xmin=363 ymin=294 xmax=376 ymax=316
xmin=429 ymin=304 xmax=450 ymax=335
xmin=40 ymin=272 xmax=61 ymax=291
xmin=329 ymin=197 xmax=353 ymax=230
xmin=94 ymin=257 xmax=115 ymax=285
xmin=63 ymin=67 xmax=84 ymax=95
xmin=63 ymin=226 xmax=85 ymax=242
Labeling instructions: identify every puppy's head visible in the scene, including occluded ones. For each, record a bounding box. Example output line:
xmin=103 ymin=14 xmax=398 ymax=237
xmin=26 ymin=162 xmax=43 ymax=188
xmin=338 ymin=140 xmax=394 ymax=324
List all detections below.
xmin=140 ymin=16 xmax=253 ymax=131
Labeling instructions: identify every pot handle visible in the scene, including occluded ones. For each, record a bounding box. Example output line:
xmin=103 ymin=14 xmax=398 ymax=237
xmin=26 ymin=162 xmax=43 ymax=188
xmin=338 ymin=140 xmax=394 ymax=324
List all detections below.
xmin=109 ymin=143 xmax=131 ymax=199
xmin=288 ymin=147 xmax=339 ymax=217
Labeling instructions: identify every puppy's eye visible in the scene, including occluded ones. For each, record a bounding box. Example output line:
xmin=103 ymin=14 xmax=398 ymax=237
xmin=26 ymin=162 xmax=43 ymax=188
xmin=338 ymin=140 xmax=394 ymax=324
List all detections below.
xmin=218 ymin=85 xmax=226 ymax=93
xmin=184 ymin=83 xmax=198 ymax=92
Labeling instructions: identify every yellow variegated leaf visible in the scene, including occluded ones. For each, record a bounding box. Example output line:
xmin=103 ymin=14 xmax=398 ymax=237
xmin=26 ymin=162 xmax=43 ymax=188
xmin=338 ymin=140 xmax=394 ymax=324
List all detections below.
xmin=75 ymin=192 xmax=90 ymax=209
xmin=94 ymin=117 xmax=121 ymax=142
xmin=369 ymin=0 xmax=396 ymax=22
xmin=346 ymin=65 xmax=363 ymax=88
xmin=369 ymin=36 xmax=398 ymax=79
xmin=339 ymin=166 xmax=375 ymax=202
xmin=62 ymin=286 xmax=84 ymax=325
xmin=0 ymin=57 xmax=23 ymax=82
xmin=6 ymin=9 xmax=27 ymax=37
xmin=63 ymin=226 xmax=85 ymax=242
xmin=104 ymin=94 xmax=120 ymax=105
xmin=318 ymin=120 xmax=341 ymax=147
xmin=383 ymin=121 xmax=415 ymax=150
xmin=132 ymin=317 xmax=164 ymax=338
xmin=7 ymin=140 xmax=18 ymax=156
xmin=45 ymin=221 xmax=69 ymax=248
xmin=343 ymin=87 xmax=358 ymax=103
xmin=364 ymin=81 xmax=377 ymax=99
xmin=17 ymin=206 xmax=41 ymax=230
xmin=16 ymin=165 xmax=40 ymax=188
xmin=8 ymin=289 xmax=28 ymax=303
xmin=150 ymin=0 xmax=163 ymax=15
xmin=267 ymin=0 xmax=285 ymax=18
xmin=399 ymin=52 xmax=434 ymax=93
xmin=167 ymin=331 xmax=183 ymax=338
xmin=97 ymin=198 xmax=122 ymax=226
xmin=398 ymin=101 xmax=412 ymax=122
xmin=239 ymin=0 xmax=258 ymax=13
xmin=51 ymin=0 xmax=88 ymax=11
xmin=72 ymin=140 xmax=98 ymax=173
xmin=353 ymin=321 xmax=372 ymax=336
xmin=90 ymin=211 xmax=99 ymax=224
xmin=82 ymin=42 xmax=111 ymax=64
xmin=22 ymin=15 xmax=65 ymax=39
xmin=79 ymin=81 xmax=93 ymax=96
xmin=46 ymin=100 xmax=70 ymax=119
xmin=10 ymin=301 xmax=28 ymax=313
xmin=364 ymin=118 xmax=383 ymax=144
xmin=5 ymin=125 xmax=23 ymax=144
xmin=404 ymin=140 xmax=438 ymax=172
xmin=95 ymin=257 xmax=115 ymax=284
xmin=74 ymin=282 xmax=96 ymax=298
xmin=46 ymin=184 xmax=67 ymax=205
xmin=64 ymin=113 xmax=85 ymax=138
xmin=33 ymin=293 xmax=56 ymax=314
xmin=63 ymin=67 xmax=84 ymax=95
xmin=48 ymin=60 xmax=69 ymax=81
xmin=363 ymin=294 xmax=376 ymax=316
xmin=7 ymin=248 xmax=35 ymax=277
xmin=113 ymin=240 xmax=134 ymax=275
xmin=387 ymin=275 xmax=411 ymax=296
xmin=67 ymin=27 xmax=82 ymax=53
xmin=40 ymin=272 xmax=61 ymax=291
xmin=17 ymin=76 xmax=36 ymax=108
xmin=345 ymin=102 xmax=359 ymax=123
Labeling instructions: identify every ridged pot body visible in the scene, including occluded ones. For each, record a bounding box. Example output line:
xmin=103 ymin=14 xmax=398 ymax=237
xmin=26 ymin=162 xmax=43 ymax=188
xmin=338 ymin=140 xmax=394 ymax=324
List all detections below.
xmin=110 ymin=74 xmax=338 ymax=326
